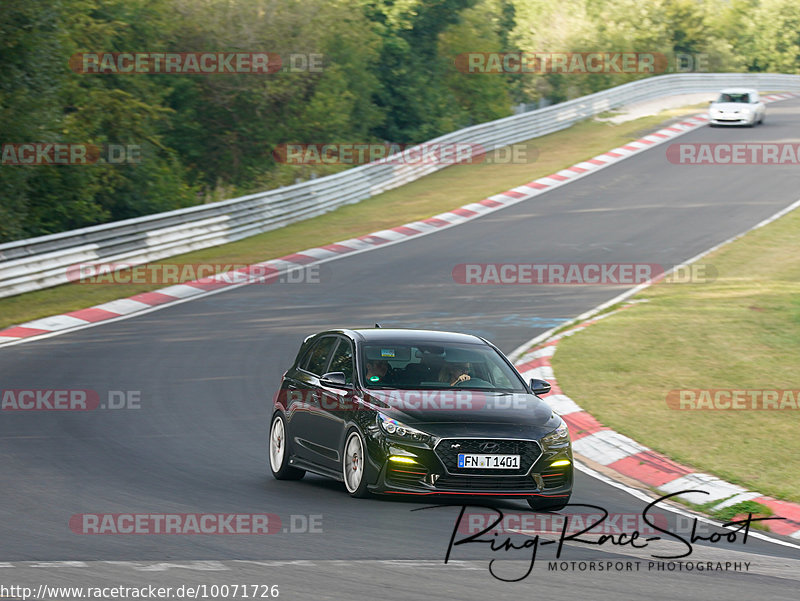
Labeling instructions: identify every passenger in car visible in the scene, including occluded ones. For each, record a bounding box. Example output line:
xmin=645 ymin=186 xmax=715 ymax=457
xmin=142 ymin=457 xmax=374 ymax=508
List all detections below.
xmin=365 ymin=359 xmax=390 ymax=382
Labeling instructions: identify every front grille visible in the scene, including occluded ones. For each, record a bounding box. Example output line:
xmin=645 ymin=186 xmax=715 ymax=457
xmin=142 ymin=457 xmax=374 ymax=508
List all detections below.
xmin=434 ymin=438 xmax=541 ymax=476
xmin=435 ymin=474 xmax=537 ymax=490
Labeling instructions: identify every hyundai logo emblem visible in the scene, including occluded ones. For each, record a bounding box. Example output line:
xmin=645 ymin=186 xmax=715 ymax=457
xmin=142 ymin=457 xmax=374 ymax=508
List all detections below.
xmin=479 ymin=441 xmax=500 ymax=452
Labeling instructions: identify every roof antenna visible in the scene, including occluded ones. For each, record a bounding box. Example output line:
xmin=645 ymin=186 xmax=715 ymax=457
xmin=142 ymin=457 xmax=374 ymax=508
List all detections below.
xmin=375 ymin=323 xmax=382 ymax=328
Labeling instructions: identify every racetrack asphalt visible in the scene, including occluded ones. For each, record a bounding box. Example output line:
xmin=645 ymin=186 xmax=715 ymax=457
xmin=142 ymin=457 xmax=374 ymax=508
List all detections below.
xmin=2 ymin=99 xmax=800 ymax=599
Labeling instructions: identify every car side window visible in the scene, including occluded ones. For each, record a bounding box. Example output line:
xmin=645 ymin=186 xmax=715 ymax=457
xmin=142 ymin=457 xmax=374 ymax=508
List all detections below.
xmin=302 ymin=337 xmax=337 ymax=376
xmin=327 ymin=339 xmax=354 ymax=384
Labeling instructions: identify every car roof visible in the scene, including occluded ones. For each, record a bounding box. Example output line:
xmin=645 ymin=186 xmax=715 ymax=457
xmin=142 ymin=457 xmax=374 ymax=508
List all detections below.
xmin=718 ymin=88 xmax=758 ymax=94
xmin=322 ymin=328 xmax=488 ymax=345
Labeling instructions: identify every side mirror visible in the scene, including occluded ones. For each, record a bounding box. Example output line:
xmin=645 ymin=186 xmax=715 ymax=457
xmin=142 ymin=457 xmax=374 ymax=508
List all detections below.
xmin=530 ymin=378 xmax=551 ymax=396
xmin=320 ymin=372 xmax=350 ymax=388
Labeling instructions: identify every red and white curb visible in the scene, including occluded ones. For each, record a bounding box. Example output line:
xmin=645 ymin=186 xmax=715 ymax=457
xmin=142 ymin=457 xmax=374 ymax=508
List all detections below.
xmin=510 ymin=162 xmax=800 ymax=540
xmin=0 ymin=93 xmax=796 ymax=348
xmin=512 ymin=321 xmax=800 ymax=539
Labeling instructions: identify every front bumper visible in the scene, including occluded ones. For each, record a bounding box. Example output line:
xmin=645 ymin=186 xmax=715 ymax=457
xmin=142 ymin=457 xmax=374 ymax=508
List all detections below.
xmin=710 ymin=115 xmax=754 ymax=125
xmin=365 ymin=435 xmax=573 ymax=499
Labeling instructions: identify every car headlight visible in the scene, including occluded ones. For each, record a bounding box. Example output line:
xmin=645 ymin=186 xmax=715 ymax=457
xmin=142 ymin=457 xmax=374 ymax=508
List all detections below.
xmin=377 ymin=413 xmax=431 ymax=443
xmin=541 ymin=420 xmax=570 ymax=448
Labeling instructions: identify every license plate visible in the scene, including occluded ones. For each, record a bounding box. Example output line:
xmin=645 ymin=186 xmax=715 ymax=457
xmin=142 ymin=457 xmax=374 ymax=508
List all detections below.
xmin=457 ymin=453 xmax=520 ymax=469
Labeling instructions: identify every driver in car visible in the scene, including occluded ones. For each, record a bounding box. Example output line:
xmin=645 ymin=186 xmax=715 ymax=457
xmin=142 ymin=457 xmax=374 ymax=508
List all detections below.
xmin=439 ymin=362 xmax=471 ymax=386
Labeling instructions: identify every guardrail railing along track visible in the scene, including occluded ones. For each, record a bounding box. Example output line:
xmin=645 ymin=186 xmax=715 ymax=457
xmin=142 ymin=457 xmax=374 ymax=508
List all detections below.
xmin=2 ymin=73 xmax=800 ymax=298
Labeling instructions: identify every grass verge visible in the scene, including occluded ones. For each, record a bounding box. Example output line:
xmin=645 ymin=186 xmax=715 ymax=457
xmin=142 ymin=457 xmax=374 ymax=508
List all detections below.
xmin=552 ymin=206 xmax=800 ymax=503
xmin=0 ymin=105 xmax=705 ymax=330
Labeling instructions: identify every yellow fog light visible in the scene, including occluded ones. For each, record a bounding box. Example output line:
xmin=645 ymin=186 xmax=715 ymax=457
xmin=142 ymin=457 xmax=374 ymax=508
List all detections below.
xmin=389 ymin=456 xmax=417 ymax=464
xmin=550 ymin=459 xmax=571 ymax=467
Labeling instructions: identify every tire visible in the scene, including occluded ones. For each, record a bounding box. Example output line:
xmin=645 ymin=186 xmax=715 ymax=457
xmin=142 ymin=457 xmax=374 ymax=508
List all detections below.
xmin=269 ymin=413 xmax=305 ymax=480
xmin=342 ymin=428 xmax=370 ymax=498
xmin=527 ymin=495 xmax=570 ymax=512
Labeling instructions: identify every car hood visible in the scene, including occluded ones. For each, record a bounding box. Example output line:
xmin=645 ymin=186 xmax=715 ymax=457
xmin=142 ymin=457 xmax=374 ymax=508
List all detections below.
xmin=364 ymin=389 xmax=558 ymax=438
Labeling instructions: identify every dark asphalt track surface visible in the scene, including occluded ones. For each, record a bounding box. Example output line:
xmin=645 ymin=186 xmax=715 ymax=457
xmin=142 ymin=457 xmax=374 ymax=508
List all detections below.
xmin=2 ymin=99 xmax=800 ymax=599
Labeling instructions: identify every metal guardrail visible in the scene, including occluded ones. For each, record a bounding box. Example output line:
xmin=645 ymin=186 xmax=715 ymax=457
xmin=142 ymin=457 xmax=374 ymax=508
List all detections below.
xmin=2 ymin=73 xmax=800 ymax=298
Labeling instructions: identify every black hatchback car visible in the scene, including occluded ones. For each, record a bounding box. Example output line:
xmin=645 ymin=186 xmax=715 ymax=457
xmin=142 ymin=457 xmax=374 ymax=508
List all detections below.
xmin=269 ymin=328 xmax=573 ymax=510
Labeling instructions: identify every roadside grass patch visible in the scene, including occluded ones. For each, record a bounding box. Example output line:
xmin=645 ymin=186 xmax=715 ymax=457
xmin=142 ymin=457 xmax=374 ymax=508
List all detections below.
xmin=552 ymin=207 xmax=800 ymax=503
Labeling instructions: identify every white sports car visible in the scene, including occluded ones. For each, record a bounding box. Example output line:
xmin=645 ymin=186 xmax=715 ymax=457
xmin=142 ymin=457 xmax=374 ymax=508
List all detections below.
xmin=709 ymin=88 xmax=765 ymax=127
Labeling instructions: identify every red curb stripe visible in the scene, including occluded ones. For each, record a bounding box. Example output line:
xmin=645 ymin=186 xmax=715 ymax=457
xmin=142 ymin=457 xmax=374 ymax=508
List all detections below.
xmin=568 ymin=166 xmax=588 ymax=173
xmin=621 ymin=144 xmax=639 ymax=151
xmin=357 ymin=235 xmax=390 ymax=245
xmin=451 ymin=207 xmax=478 ymax=217
xmin=502 ymin=190 xmax=526 ymax=199
xmin=278 ymin=253 xmax=317 ymax=264
xmin=608 ymin=452 xmax=693 ymax=488
xmin=665 ymin=127 xmax=682 ymax=132
xmin=754 ymin=515 xmax=800 ymax=537
xmin=545 ymin=380 xmax=563 ymax=396
xmin=128 ymin=291 xmax=178 ymax=306
xmin=391 ymin=226 xmax=421 ymax=236
xmin=515 ymin=356 xmax=551 ymax=373
xmin=562 ymin=411 xmax=607 ymax=441
xmin=650 ymin=132 xmax=669 ymax=138
xmin=480 ymin=198 xmax=504 ymax=207
xmin=605 ymin=151 xmax=623 ymax=157
xmin=587 ymin=159 xmax=606 ymax=165
xmin=184 ymin=279 xmax=230 ymax=291
xmin=548 ymin=174 xmax=568 ymax=181
xmin=754 ymin=497 xmax=800 ymax=524
xmin=0 ymin=326 xmax=50 ymax=338
xmin=239 ymin=265 xmax=278 ymax=278
xmin=65 ymin=308 xmax=120 ymax=323
xmin=636 ymin=138 xmax=654 ymax=145
xmin=526 ymin=181 xmax=549 ymax=189
xmin=320 ymin=243 xmax=356 ymax=254
xmin=423 ymin=218 xmax=451 ymax=227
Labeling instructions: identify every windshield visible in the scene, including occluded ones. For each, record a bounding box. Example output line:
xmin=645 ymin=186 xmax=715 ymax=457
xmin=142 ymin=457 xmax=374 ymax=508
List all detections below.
xmin=360 ymin=342 xmax=527 ymax=392
xmin=716 ymin=92 xmax=751 ymax=103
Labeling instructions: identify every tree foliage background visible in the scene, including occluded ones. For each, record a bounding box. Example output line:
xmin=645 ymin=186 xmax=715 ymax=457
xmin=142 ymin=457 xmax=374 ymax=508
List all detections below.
xmin=1 ymin=0 xmax=797 ymax=242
